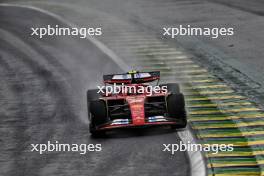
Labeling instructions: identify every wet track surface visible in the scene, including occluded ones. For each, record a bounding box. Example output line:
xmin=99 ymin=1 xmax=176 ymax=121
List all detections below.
xmin=0 ymin=6 xmax=190 ymax=176
xmin=1 ymin=0 xmax=264 ymax=176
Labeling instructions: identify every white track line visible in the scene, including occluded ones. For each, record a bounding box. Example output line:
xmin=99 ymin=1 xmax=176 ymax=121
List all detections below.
xmin=178 ymin=126 xmax=206 ymax=176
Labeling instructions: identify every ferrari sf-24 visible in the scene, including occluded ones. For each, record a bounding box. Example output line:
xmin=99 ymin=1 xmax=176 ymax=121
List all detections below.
xmin=87 ymin=71 xmax=187 ymax=136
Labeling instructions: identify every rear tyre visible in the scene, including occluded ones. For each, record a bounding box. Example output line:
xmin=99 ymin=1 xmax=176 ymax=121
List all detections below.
xmin=87 ymin=89 xmax=101 ymax=101
xmin=167 ymin=93 xmax=187 ymax=129
xmin=160 ymin=83 xmax=180 ymax=94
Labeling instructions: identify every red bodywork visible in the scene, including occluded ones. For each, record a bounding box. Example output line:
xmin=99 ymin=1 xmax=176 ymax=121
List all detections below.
xmin=95 ymin=84 xmax=178 ymax=131
xmin=91 ymin=71 xmax=180 ymax=131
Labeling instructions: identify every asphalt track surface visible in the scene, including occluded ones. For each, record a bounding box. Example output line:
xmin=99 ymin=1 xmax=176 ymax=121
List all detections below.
xmin=7 ymin=0 xmax=264 ymax=107
xmin=2 ymin=0 xmax=264 ymax=176
xmin=0 ymin=6 xmax=190 ymax=176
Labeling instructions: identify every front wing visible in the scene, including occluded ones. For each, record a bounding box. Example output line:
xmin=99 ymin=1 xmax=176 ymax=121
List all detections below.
xmin=94 ymin=116 xmax=180 ymax=131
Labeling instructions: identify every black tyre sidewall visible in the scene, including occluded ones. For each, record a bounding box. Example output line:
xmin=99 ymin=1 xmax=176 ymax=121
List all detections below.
xmin=89 ymin=100 xmax=108 ymax=126
xmin=167 ymin=93 xmax=187 ymax=127
xmin=87 ymin=89 xmax=101 ymax=102
xmin=160 ymin=83 xmax=180 ymax=94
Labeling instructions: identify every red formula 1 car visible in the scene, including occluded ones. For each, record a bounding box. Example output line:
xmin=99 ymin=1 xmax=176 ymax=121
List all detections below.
xmin=87 ymin=71 xmax=187 ymax=136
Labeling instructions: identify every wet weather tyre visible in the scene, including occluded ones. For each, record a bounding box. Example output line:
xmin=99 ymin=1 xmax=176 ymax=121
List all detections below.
xmin=89 ymin=100 xmax=108 ymax=135
xmin=167 ymin=93 xmax=187 ymax=128
xmin=87 ymin=89 xmax=101 ymax=102
xmin=160 ymin=83 xmax=180 ymax=94
xmin=89 ymin=123 xmax=106 ymax=137
xmin=90 ymin=100 xmax=107 ymax=125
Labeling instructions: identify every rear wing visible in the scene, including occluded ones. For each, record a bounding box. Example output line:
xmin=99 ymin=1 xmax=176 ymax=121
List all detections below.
xmin=103 ymin=71 xmax=160 ymax=84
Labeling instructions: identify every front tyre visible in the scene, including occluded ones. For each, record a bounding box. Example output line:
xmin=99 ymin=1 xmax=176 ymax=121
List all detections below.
xmin=89 ymin=100 xmax=108 ymax=137
xmin=89 ymin=123 xmax=106 ymax=137
xmin=167 ymin=93 xmax=187 ymax=128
